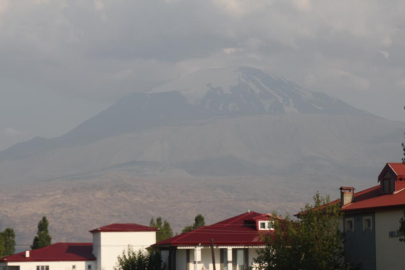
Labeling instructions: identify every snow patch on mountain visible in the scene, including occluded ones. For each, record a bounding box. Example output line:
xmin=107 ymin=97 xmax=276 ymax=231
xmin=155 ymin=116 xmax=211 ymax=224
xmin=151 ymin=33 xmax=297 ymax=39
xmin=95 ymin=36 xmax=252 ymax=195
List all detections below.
xmin=150 ymin=66 xmax=372 ymax=116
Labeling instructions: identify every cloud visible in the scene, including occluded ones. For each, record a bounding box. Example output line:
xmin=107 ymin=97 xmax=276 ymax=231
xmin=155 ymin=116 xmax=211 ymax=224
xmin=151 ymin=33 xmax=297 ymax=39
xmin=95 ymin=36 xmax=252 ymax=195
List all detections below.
xmin=0 ymin=0 xmax=9 ymax=13
xmin=94 ymin=0 xmax=104 ymax=10
xmin=0 ymin=0 xmax=404 ymax=118
xmin=377 ymin=50 xmax=389 ymax=59
xmin=3 ymin=127 xmax=23 ymax=137
xmin=293 ymin=0 xmax=311 ymax=12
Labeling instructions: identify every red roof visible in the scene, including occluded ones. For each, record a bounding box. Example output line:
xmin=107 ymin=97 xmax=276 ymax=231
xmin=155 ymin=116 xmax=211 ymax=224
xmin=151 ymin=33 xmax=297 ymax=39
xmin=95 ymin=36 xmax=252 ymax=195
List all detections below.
xmin=340 ymin=185 xmax=405 ymax=211
xmin=90 ymin=223 xmax=158 ymax=233
xmin=388 ymin=163 xmax=405 ymax=178
xmin=0 ymin=243 xmax=95 ymax=262
xmin=378 ymin=163 xmax=405 ymax=181
xmin=153 ymin=212 xmax=272 ymax=247
xmin=309 ymin=185 xmax=405 ymax=214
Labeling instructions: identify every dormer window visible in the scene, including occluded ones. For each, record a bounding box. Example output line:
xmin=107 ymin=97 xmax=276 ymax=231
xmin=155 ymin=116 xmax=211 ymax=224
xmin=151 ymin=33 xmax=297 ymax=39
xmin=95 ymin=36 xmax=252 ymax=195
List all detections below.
xmin=381 ymin=172 xmax=395 ymax=193
xmin=258 ymin=221 xmax=274 ymax=230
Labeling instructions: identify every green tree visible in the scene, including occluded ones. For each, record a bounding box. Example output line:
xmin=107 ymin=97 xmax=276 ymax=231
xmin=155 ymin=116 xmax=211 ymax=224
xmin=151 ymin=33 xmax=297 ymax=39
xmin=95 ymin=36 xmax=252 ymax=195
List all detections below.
xmin=150 ymin=218 xmax=156 ymax=228
xmin=182 ymin=214 xmax=205 ymax=233
xmin=114 ymin=246 xmax=165 ymax=270
xmin=1 ymin=228 xmax=16 ymax=256
xmin=31 ymin=216 xmax=52 ymax=250
xmin=150 ymin=217 xmax=173 ymax=242
xmin=254 ymin=192 xmax=348 ymax=270
xmin=0 ymin=233 xmax=5 ymax=258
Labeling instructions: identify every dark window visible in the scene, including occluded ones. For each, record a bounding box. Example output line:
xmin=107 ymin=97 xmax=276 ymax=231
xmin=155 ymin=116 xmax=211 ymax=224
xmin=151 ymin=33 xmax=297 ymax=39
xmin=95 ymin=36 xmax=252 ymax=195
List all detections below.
xmin=382 ymin=178 xmax=395 ymax=193
xmin=364 ymin=217 xmax=372 ymax=231
xmin=220 ymin=249 xmax=228 ymax=270
xmin=346 ymin=219 xmax=354 ymax=232
xmin=232 ymin=249 xmax=249 ymax=270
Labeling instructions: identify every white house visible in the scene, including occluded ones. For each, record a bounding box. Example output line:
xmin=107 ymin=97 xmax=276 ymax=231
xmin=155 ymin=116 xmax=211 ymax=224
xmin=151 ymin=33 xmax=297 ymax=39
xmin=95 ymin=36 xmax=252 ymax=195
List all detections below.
xmin=0 ymin=223 xmax=157 ymax=270
xmin=153 ymin=211 xmax=275 ymax=270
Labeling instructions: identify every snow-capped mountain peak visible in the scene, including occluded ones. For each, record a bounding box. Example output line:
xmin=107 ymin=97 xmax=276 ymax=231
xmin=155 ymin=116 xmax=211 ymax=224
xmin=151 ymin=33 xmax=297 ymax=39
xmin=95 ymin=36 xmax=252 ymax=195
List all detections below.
xmin=150 ymin=66 xmax=370 ymax=116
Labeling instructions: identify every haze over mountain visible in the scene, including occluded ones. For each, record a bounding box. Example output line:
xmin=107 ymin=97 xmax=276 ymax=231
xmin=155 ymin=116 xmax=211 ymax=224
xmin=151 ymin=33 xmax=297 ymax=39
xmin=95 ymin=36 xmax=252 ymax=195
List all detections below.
xmin=0 ymin=67 xmax=402 ymax=183
xmin=0 ymin=66 xmax=403 ymax=245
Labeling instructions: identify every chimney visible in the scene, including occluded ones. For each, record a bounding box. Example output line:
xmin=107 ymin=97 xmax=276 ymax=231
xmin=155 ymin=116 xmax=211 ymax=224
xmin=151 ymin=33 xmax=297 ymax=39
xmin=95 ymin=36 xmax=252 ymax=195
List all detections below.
xmin=25 ymin=250 xmax=30 ymax=258
xmin=340 ymin=187 xmax=355 ymax=207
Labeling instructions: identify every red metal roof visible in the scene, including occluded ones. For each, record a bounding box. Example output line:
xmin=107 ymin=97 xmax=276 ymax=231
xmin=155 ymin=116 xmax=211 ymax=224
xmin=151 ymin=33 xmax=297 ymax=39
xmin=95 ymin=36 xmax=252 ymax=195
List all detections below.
xmin=340 ymin=185 xmax=405 ymax=211
xmin=0 ymin=243 xmax=95 ymax=263
xmin=153 ymin=211 xmax=272 ymax=247
xmin=310 ymin=184 xmax=405 ymax=214
xmin=89 ymin=223 xmax=158 ymax=233
xmin=388 ymin=163 xmax=405 ymax=178
xmin=378 ymin=163 xmax=405 ymax=182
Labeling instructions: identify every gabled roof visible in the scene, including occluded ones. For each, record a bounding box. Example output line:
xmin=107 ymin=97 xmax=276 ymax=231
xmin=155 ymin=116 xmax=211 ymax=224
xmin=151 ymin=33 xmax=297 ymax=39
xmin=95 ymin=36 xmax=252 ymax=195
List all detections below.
xmin=89 ymin=223 xmax=158 ymax=233
xmin=153 ymin=211 xmax=272 ymax=247
xmin=306 ymin=184 xmax=405 ymax=214
xmin=340 ymin=185 xmax=405 ymax=211
xmin=0 ymin=243 xmax=95 ymax=263
xmin=378 ymin=163 xmax=405 ymax=181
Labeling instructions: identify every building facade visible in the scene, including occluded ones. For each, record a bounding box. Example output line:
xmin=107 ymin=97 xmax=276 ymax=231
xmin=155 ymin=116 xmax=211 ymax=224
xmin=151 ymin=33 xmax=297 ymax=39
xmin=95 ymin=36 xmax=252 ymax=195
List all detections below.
xmin=336 ymin=163 xmax=405 ymax=270
xmin=0 ymin=223 xmax=157 ymax=270
xmin=153 ymin=211 xmax=275 ymax=270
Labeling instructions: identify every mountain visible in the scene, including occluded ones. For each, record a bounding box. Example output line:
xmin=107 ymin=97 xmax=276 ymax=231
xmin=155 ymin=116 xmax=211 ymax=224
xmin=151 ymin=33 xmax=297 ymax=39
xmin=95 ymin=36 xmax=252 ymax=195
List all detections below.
xmin=0 ymin=66 xmax=403 ymax=245
xmin=0 ymin=67 xmax=373 ymax=162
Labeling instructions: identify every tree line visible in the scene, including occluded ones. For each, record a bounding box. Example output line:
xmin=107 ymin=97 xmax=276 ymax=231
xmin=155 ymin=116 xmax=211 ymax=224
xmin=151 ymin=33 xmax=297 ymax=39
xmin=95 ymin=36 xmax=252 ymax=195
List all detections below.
xmin=115 ymin=214 xmax=206 ymax=270
xmin=0 ymin=216 xmax=51 ymax=258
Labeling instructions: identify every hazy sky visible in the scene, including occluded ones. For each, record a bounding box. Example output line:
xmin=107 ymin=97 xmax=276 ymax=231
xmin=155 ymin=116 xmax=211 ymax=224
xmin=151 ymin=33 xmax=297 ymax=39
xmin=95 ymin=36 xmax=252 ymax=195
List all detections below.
xmin=1 ymin=0 xmax=405 ymax=151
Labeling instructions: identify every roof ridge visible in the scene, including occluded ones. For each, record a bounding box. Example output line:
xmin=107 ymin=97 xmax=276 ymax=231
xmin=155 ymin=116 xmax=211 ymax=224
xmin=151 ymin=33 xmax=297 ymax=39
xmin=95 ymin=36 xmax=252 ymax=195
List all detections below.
xmin=223 ymin=212 xmax=251 ymax=227
xmin=388 ymin=163 xmax=398 ymax=176
xmin=172 ymin=226 xmax=208 ymax=243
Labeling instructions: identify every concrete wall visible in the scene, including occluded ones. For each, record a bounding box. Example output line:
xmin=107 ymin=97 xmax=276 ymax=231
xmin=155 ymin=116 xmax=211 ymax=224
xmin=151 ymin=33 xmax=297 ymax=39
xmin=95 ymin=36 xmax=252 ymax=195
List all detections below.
xmin=375 ymin=209 xmax=405 ymax=270
xmin=344 ymin=213 xmax=376 ymax=270
xmin=0 ymin=261 xmax=95 ymax=270
xmin=93 ymin=231 xmax=156 ymax=270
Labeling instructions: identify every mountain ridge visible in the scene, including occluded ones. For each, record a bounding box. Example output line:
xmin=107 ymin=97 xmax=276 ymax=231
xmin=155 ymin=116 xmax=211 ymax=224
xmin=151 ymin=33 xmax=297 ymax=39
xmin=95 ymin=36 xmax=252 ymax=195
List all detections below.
xmin=0 ymin=66 xmax=375 ymax=162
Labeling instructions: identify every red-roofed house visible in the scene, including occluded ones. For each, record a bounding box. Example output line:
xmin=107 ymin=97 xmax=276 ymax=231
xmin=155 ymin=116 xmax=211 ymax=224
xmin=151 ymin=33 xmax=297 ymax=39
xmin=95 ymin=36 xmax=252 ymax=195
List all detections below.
xmin=153 ymin=211 xmax=276 ymax=270
xmin=305 ymin=163 xmax=405 ymax=270
xmin=0 ymin=243 xmax=96 ymax=270
xmin=0 ymin=223 xmax=157 ymax=270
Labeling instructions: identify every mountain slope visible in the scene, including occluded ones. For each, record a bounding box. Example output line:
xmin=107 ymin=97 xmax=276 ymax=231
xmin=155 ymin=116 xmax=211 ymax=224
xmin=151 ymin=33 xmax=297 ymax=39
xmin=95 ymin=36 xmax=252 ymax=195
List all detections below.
xmin=0 ymin=66 xmax=403 ymax=247
xmin=0 ymin=66 xmax=373 ymax=162
xmin=0 ymin=114 xmax=402 ymax=184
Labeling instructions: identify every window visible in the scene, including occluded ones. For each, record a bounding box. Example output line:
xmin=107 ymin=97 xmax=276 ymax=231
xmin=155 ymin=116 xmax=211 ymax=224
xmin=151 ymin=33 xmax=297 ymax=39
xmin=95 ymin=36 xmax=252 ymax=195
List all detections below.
xmin=382 ymin=174 xmax=395 ymax=193
xmin=363 ymin=216 xmax=372 ymax=231
xmin=232 ymin=249 xmax=249 ymax=270
xmin=72 ymin=266 xmax=76 ymax=270
xmin=267 ymin=221 xmax=274 ymax=230
xmin=345 ymin=218 xmax=354 ymax=232
xmin=258 ymin=221 xmax=274 ymax=230
xmin=220 ymin=249 xmax=228 ymax=270
xmin=36 ymin=266 xmax=49 ymax=270
xmin=88 ymin=266 xmax=92 ymax=270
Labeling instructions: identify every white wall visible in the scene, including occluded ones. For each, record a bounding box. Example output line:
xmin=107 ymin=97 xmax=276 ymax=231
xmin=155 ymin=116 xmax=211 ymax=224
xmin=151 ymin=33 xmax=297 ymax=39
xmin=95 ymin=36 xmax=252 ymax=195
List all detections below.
xmin=375 ymin=209 xmax=405 ymax=270
xmin=175 ymin=247 xmax=261 ymax=270
xmin=92 ymin=233 xmax=101 ymax=270
xmin=0 ymin=260 xmax=95 ymax=270
xmin=94 ymin=231 xmax=156 ymax=270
